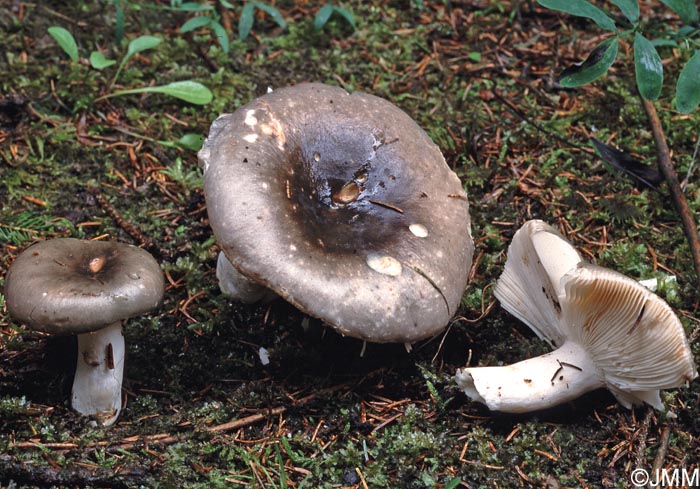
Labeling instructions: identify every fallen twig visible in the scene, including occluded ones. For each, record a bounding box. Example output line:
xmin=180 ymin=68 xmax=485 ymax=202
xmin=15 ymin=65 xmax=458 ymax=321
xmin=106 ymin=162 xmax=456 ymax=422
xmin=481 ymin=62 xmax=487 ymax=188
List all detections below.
xmin=207 ymin=384 xmax=348 ymax=433
xmin=641 ymin=98 xmax=700 ymax=295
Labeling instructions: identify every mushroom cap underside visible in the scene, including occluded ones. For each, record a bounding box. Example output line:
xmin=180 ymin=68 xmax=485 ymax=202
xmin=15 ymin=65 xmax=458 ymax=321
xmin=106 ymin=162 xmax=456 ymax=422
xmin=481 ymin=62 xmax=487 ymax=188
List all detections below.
xmin=494 ymin=219 xmax=583 ymax=347
xmin=200 ymin=83 xmax=474 ymax=342
xmin=561 ymin=263 xmax=698 ymax=395
xmin=4 ymin=238 xmax=165 ymax=334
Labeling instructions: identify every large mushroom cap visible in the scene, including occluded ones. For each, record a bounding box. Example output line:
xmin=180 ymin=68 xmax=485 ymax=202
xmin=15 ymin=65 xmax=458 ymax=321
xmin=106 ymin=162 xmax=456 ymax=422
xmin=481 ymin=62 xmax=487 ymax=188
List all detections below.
xmin=4 ymin=238 xmax=165 ymax=334
xmin=200 ymin=83 xmax=473 ymax=343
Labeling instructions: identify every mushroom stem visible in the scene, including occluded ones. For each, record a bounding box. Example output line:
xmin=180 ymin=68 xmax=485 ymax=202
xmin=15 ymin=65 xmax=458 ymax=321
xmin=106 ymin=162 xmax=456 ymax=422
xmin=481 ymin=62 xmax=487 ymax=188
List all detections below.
xmin=71 ymin=321 xmax=125 ymax=426
xmin=455 ymin=341 xmax=604 ymax=413
xmin=216 ymin=252 xmax=276 ymax=303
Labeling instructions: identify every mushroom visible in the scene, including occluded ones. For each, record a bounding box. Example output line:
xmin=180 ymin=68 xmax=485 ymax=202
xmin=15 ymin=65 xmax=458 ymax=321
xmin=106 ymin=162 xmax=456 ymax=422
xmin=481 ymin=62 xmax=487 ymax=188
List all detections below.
xmin=199 ymin=82 xmax=474 ymax=343
xmin=455 ymin=220 xmax=697 ymax=413
xmin=4 ymin=238 xmax=164 ymax=426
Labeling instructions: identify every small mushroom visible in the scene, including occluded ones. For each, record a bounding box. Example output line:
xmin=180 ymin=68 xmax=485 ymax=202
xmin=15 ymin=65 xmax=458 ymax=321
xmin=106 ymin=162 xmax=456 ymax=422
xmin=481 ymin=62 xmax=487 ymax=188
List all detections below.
xmin=199 ymin=83 xmax=474 ymax=343
xmin=455 ymin=220 xmax=697 ymax=413
xmin=4 ymin=238 xmax=164 ymax=426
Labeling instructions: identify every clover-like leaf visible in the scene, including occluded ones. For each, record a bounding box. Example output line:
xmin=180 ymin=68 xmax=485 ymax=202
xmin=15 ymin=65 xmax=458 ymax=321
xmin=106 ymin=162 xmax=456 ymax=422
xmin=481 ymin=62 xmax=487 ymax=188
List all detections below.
xmin=634 ymin=33 xmax=663 ymax=100
xmin=559 ymin=36 xmax=619 ymax=86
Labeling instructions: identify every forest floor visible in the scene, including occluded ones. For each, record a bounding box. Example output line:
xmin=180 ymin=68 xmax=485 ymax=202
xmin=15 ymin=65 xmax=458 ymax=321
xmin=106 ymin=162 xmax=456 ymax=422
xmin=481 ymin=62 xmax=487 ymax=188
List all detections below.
xmin=1 ymin=1 xmax=699 ymax=488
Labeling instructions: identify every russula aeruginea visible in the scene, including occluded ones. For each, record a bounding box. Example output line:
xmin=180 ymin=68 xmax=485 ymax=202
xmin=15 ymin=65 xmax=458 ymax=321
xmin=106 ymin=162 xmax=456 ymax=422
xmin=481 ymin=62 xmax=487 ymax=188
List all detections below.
xmin=4 ymin=238 xmax=164 ymax=426
xmin=199 ymin=82 xmax=474 ymax=343
xmin=455 ymin=220 xmax=697 ymax=413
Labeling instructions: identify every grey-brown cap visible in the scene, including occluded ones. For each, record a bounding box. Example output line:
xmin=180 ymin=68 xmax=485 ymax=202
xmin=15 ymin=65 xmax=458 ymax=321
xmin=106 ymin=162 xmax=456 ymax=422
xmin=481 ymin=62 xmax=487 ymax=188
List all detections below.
xmin=4 ymin=238 xmax=165 ymax=334
xmin=199 ymin=83 xmax=474 ymax=343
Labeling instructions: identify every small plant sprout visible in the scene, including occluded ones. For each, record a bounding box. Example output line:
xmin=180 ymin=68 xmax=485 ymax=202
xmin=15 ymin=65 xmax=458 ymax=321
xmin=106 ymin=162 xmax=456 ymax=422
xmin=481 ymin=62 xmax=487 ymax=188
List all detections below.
xmin=238 ymin=2 xmax=287 ymax=40
xmin=538 ymin=0 xmax=700 ymax=113
xmin=314 ymin=3 xmax=356 ymax=31
xmin=177 ymin=2 xmax=232 ymax=53
xmin=47 ymin=27 xmax=213 ymax=105
xmin=455 ymin=220 xmax=698 ymax=413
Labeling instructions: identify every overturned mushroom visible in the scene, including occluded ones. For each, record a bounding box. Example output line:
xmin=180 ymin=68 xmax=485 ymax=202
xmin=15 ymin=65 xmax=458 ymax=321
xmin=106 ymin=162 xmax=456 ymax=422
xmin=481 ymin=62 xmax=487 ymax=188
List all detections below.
xmin=455 ymin=220 xmax=697 ymax=413
xmin=4 ymin=238 xmax=164 ymax=426
xmin=199 ymin=83 xmax=474 ymax=343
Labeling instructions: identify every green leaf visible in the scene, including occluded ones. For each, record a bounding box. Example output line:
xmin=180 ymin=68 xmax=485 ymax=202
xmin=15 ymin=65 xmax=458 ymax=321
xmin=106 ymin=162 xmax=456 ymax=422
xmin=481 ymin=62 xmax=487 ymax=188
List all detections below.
xmin=444 ymin=478 xmax=463 ymax=489
xmin=89 ymin=51 xmax=117 ymax=69
xmin=537 ymin=0 xmax=617 ymax=31
xmin=127 ymin=35 xmax=162 ymax=57
xmin=112 ymin=35 xmax=162 ymax=87
xmin=314 ymin=4 xmax=334 ymax=30
xmin=332 ymin=6 xmax=356 ymax=29
xmin=239 ymin=2 xmax=255 ymax=40
xmin=175 ymin=133 xmax=205 ymax=151
xmin=559 ymin=36 xmax=618 ymax=86
xmin=210 ymin=20 xmax=230 ymax=53
xmin=660 ymin=0 xmax=699 ymax=23
xmin=180 ymin=16 xmax=212 ymax=33
xmin=254 ymin=2 xmax=287 ymax=29
xmin=105 ymin=80 xmax=214 ymax=105
xmin=676 ymin=51 xmax=700 ymax=113
xmin=634 ymin=33 xmax=663 ymax=100
xmin=611 ymin=0 xmax=639 ymax=23
xmin=47 ymin=26 xmax=79 ymax=63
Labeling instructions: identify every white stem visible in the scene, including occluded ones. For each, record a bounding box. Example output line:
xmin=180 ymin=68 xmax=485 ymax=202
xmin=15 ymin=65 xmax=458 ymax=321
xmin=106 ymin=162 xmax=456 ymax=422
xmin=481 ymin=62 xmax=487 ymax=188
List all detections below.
xmin=455 ymin=341 xmax=604 ymax=413
xmin=216 ymin=251 xmax=275 ymax=303
xmin=71 ymin=321 xmax=125 ymax=426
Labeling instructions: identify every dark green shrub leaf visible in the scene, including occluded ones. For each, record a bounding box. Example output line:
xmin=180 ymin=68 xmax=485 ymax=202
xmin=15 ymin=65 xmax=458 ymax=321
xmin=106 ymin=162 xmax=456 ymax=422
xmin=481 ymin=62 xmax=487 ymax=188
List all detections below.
xmin=634 ymin=33 xmax=663 ymax=100
xmin=611 ymin=0 xmax=639 ymax=23
xmin=89 ymin=51 xmax=116 ymax=69
xmin=210 ymin=20 xmax=230 ymax=53
xmin=107 ymin=81 xmax=213 ymax=105
xmin=239 ymin=2 xmax=255 ymax=40
xmin=180 ymin=16 xmax=212 ymax=33
xmin=537 ymin=0 xmax=617 ymax=31
xmin=590 ymin=137 xmax=662 ymax=189
xmin=676 ymin=51 xmax=700 ymax=113
xmin=314 ymin=5 xmax=334 ymax=30
xmin=559 ymin=36 xmax=618 ymax=86
xmin=660 ymin=0 xmax=699 ymax=23
xmin=47 ymin=26 xmax=79 ymax=63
